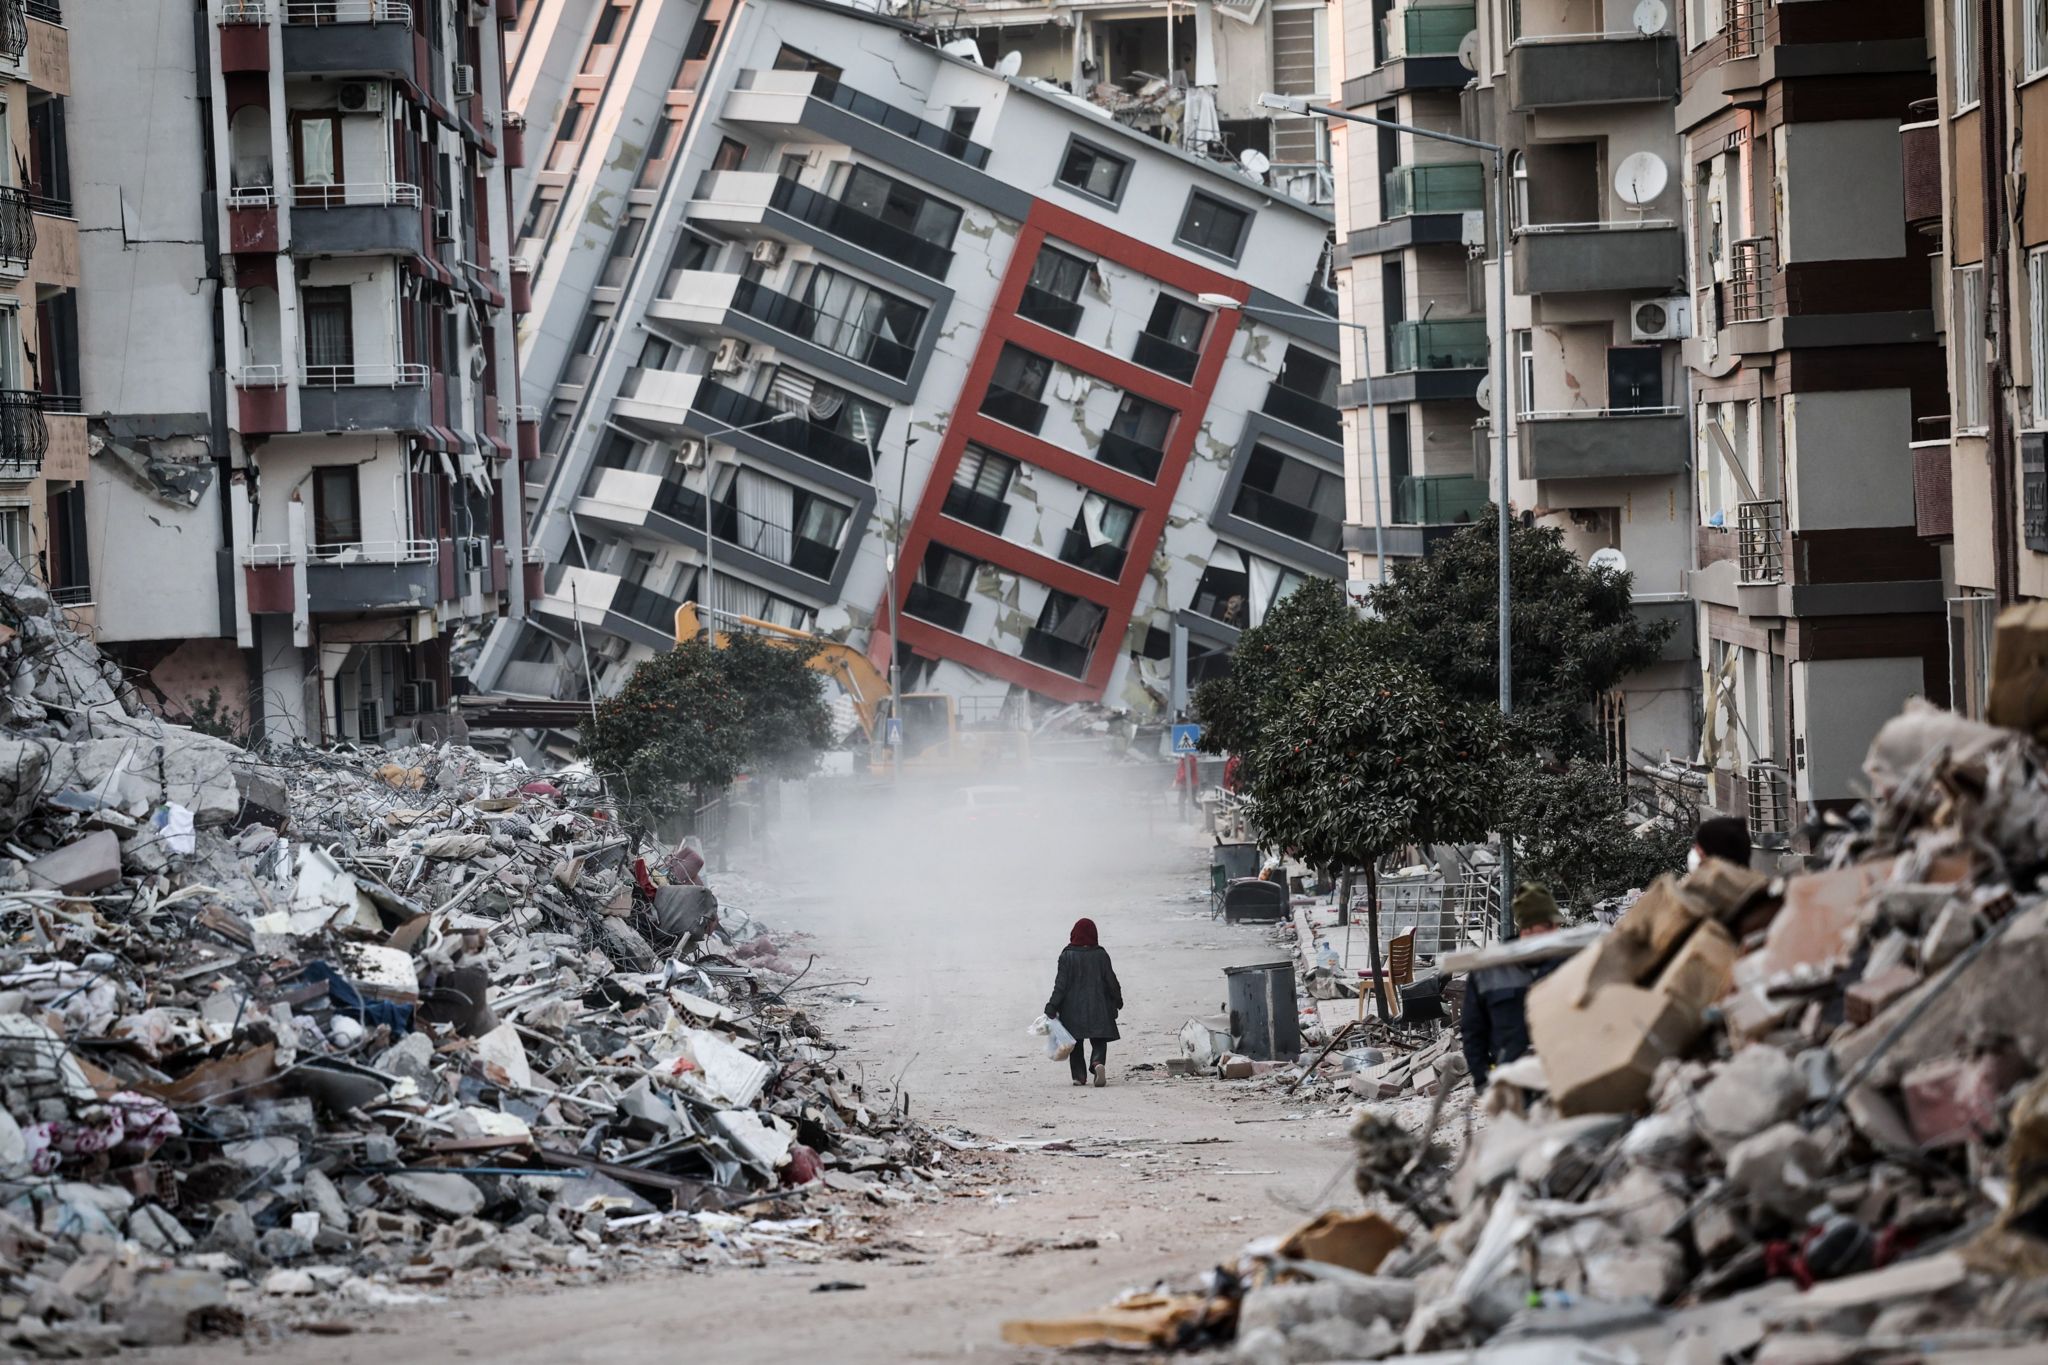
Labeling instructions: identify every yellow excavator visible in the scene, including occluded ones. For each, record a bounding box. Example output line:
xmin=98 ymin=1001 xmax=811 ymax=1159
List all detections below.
xmin=673 ymin=603 xmax=1029 ymax=777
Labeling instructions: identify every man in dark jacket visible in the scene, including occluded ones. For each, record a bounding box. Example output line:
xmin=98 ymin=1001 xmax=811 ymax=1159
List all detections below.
xmin=1047 ymin=917 xmax=1123 ymax=1088
xmin=1460 ymin=885 xmax=1563 ymax=1091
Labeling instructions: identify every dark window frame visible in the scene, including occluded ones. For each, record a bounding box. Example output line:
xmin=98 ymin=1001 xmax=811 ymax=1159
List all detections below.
xmin=1175 ymin=190 xmax=1253 ymax=263
xmin=1054 ymin=136 xmax=1132 ymax=207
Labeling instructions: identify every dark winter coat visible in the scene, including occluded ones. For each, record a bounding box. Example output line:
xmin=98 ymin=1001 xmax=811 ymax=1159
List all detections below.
xmin=1046 ymin=944 xmax=1123 ymax=1041
xmin=1459 ymin=959 xmax=1560 ymax=1089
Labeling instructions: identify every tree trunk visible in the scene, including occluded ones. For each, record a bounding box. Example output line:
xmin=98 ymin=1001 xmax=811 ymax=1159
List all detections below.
xmin=1364 ymin=860 xmax=1391 ymax=1020
xmin=1337 ymin=869 xmax=1353 ymax=928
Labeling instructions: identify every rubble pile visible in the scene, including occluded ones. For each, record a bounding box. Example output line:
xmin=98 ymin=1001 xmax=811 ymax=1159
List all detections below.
xmin=1012 ymin=697 xmax=2048 ymax=1360
xmin=0 ymin=560 xmax=950 ymax=1355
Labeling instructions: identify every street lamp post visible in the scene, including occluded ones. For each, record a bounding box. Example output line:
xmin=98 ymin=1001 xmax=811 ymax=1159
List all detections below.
xmin=1199 ymin=294 xmax=1384 ymax=584
xmin=1260 ymin=92 xmax=1517 ymax=941
xmin=683 ymin=409 xmax=806 ymax=641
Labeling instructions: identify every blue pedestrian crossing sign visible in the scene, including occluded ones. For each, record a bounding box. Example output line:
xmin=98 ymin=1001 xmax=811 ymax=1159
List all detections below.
xmin=884 ymin=717 xmax=902 ymax=748
xmin=1170 ymin=723 xmax=1203 ymax=756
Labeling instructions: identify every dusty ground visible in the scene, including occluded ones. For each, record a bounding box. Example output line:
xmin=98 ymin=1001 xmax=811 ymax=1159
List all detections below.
xmin=152 ymin=774 xmax=1353 ymax=1363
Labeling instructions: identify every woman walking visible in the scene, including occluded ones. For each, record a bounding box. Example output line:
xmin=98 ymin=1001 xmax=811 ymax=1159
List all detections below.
xmin=1046 ymin=918 xmax=1123 ymax=1088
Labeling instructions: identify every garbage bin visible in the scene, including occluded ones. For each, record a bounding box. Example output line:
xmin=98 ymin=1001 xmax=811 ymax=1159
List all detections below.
xmin=1224 ymin=961 xmax=1300 ymax=1061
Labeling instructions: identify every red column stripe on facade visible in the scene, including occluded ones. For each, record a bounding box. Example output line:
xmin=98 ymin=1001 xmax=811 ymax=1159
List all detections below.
xmin=875 ymin=196 xmax=1248 ymax=701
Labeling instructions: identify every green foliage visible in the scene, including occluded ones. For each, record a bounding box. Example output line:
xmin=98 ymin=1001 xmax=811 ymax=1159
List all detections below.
xmin=1501 ymin=761 xmax=1693 ymax=911
xmin=580 ymin=634 xmax=830 ymax=830
xmin=1364 ymin=517 xmax=1671 ymax=758
xmin=182 ymin=687 xmax=253 ymax=745
xmin=1243 ymin=657 xmax=1505 ymax=873
xmin=1191 ymin=579 xmax=1370 ymax=763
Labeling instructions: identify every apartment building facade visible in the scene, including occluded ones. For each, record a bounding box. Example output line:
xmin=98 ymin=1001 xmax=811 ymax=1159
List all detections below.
xmin=70 ymin=0 xmax=522 ymax=743
xmin=476 ymin=0 xmax=1345 ymax=715
xmin=1678 ymin=0 xmax=1945 ymax=844
xmin=0 ymin=2 xmax=86 ymax=617
xmin=1912 ymin=0 xmax=2048 ymax=717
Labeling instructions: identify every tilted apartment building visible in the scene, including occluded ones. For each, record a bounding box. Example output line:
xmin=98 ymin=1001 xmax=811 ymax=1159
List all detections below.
xmin=477 ymin=0 xmax=1346 ymax=716
xmin=67 ymin=0 xmax=523 ymax=744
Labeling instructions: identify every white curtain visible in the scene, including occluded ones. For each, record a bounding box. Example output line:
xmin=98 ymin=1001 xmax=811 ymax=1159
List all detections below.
xmin=767 ymin=367 xmax=816 ymax=412
xmin=1248 ymin=556 xmax=1283 ymax=626
xmin=804 ymin=269 xmax=868 ymax=356
xmin=734 ymin=467 xmax=794 ymax=564
xmin=1080 ymin=493 xmax=1134 ymax=547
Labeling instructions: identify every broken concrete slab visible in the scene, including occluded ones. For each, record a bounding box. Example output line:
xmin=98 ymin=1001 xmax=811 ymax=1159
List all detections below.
xmin=25 ymin=829 xmax=123 ymax=894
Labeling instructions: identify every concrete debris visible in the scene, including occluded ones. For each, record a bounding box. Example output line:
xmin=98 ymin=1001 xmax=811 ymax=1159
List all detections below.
xmin=0 ymin=568 xmax=961 ymax=1349
xmin=1018 ymin=681 xmax=2048 ymax=1360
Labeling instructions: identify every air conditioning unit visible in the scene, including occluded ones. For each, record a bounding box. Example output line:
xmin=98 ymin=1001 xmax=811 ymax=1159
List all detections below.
xmin=1630 ymin=296 xmax=1691 ymax=343
xmin=462 ymin=537 xmax=486 ymax=571
xmin=357 ymin=699 xmax=385 ymax=739
xmin=433 ymin=207 xmax=457 ymax=242
xmin=674 ymin=436 xmax=706 ymax=466
xmin=337 ymin=82 xmax=385 ymax=115
xmin=599 ymin=634 xmax=630 ymax=662
xmin=749 ymin=240 xmax=785 ymax=267
xmin=400 ymin=678 xmax=440 ymax=713
xmin=710 ymin=337 xmax=751 ymax=375
xmin=453 ymin=64 xmax=478 ymax=99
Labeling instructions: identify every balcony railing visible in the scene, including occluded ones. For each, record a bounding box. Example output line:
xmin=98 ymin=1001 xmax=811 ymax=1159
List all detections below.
xmin=767 ymin=176 xmax=953 ymax=280
xmin=0 ymin=187 xmax=37 ymax=271
xmin=0 ymin=0 xmax=23 ymax=59
xmin=730 ymin=278 xmax=917 ymax=379
xmin=980 ymin=384 xmax=1048 ymax=435
xmin=941 ymin=483 xmax=1010 ymax=534
xmin=1097 ymin=431 xmax=1164 ymax=482
xmin=611 ymin=579 xmax=684 ymax=631
xmin=693 ymin=379 xmax=875 ymax=480
xmin=1230 ymin=487 xmax=1341 ymax=552
xmin=903 ymin=582 xmax=972 ymax=633
xmin=1387 ymin=3 xmax=1475 ymax=58
xmin=303 ymin=362 xmax=429 ymax=387
xmin=1388 ymin=318 xmax=1487 ymax=372
xmin=1132 ymin=331 xmax=1200 ymax=384
xmin=1747 ymin=760 xmax=1792 ymax=844
xmin=810 ymin=75 xmax=990 ymax=169
xmin=1021 ymin=627 xmax=1092 ymax=678
xmin=49 ymin=584 xmax=93 ymax=608
xmin=0 ymin=390 xmax=48 ymax=479
xmin=219 ymin=1 xmax=270 ymax=22
xmin=1724 ymin=0 xmax=1764 ymax=59
xmin=1058 ymin=528 xmax=1129 ymax=580
xmin=25 ymin=0 xmax=59 ymax=24
xmin=1017 ymin=286 xmax=1084 ymax=335
xmin=1393 ymin=473 xmax=1487 ymax=525
xmin=1725 ymin=237 xmax=1774 ymax=324
xmin=711 ymin=499 xmax=841 ymax=581
xmin=1384 ymin=162 xmax=1484 ymax=217
xmin=293 ymin=181 xmax=422 ymax=209
xmin=281 ymin=1 xmax=413 ymax=23
xmin=1736 ymin=498 xmax=1784 ymax=585
xmin=1262 ymin=384 xmax=1343 ymax=442
xmin=1305 ymin=279 xmax=1339 ymax=317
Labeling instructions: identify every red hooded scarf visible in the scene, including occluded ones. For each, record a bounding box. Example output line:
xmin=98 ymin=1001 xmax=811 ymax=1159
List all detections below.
xmin=1069 ymin=918 xmax=1099 ymax=947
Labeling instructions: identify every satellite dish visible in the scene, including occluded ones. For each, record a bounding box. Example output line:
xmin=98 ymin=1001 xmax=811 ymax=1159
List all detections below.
xmin=1633 ymin=0 xmax=1669 ymax=35
xmin=942 ymin=38 xmax=983 ymax=65
xmin=1614 ymin=151 xmax=1669 ymax=208
xmin=995 ymin=50 xmax=1023 ymax=78
xmin=1457 ymin=31 xmax=1480 ymax=73
xmin=1238 ymin=148 xmax=1271 ymax=179
xmin=1474 ymin=374 xmax=1492 ymax=413
xmin=1589 ymin=547 xmax=1628 ymax=575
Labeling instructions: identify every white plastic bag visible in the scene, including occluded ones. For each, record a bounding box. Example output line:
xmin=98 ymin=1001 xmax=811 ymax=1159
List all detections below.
xmin=1028 ymin=1014 xmax=1077 ymax=1060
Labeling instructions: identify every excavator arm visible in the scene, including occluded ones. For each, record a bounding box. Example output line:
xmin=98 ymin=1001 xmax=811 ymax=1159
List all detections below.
xmin=674 ymin=602 xmax=887 ymax=738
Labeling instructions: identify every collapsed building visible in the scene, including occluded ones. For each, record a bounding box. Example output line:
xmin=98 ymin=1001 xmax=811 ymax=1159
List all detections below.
xmin=478 ymin=0 xmax=1346 ymax=726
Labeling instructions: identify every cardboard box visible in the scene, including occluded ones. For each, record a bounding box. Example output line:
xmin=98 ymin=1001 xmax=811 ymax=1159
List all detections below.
xmin=1528 ymin=941 xmax=1713 ymax=1116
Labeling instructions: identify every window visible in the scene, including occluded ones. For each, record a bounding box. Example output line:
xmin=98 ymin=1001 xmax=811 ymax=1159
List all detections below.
xmin=2032 ymin=249 xmax=2048 ymax=426
xmin=1510 ymin=151 xmax=1529 ymax=229
xmin=1056 ymin=139 xmax=1131 ymax=204
xmin=1176 ymin=192 xmax=1251 ymax=260
xmin=595 ymin=430 xmax=649 ymax=471
xmin=44 ymin=484 xmax=86 ymax=599
xmin=26 ymin=97 xmax=69 ymax=214
xmin=638 ymin=114 xmax=685 ymax=189
xmin=839 ymin=166 xmax=963 ymax=249
xmin=1110 ymin=392 xmax=1173 ymax=449
xmin=949 ymin=107 xmax=978 ymax=141
xmin=590 ymin=2 xmax=624 ymax=45
xmin=1515 ymin=329 xmax=1534 ymax=418
xmin=540 ymin=399 xmax=576 ymax=455
xmin=712 ymin=137 xmax=747 ymax=172
xmin=1955 ymin=265 xmax=1987 ymax=433
xmin=1233 ymin=445 xmax=1343 ymax=550
xmin=1276 ymin=346 xmax=1339 ymax=404
xmin=2030 ymin=0 xmax=2048 ymax=76
xmin=920 ymin=543 xmax=978 ymax=597
xmin=990 ymin=344 xmax=1052 ymax=401
xmin=1029 ymin=245 xmax=1090 ymax=303
xmin=301 ymin=286 xmax=353 ymax=375
xmin=955 ymin=446 xmax=1017 ymax=500
xmin=778 ymin=152 xmax=808 ymax=181
xmin=1031 ymin=591 xmax=1105 ymax=661
xmin=35 ymin=289 xmax=78 ymax=405
xmin=600 ymin=215 xmax=646 ymax=288
xmin=291 ymin=111 xmax=342 ymax=206
xmin=0 ymin=505 xmax=27 ymax=563
xmin=313 ymin=466 xmax=362 ymax=546
xmin=1063 ymin=492 xmax=1138 ymax=577
xmin=682 ymin=14 xmax=719 ymax=61
xmin=773 ymin=44 xmax=842 ymax=81
xmin=1146 ymin=295 xmax=1208 ymax=350
xmin=1955 ymin=0 xmax=1982 ymax=107
xmin=517 ymin=191 xmax=561 ymax=245
xmin=797 ymin=266 xmax=928 ymax=376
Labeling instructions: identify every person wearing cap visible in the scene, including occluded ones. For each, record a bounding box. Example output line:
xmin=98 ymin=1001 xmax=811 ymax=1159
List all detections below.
xmin=1460 ymin=884 xmax=1564 ymax=1091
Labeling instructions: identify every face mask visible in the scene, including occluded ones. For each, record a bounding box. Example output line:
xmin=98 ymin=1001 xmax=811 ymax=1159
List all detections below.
xmin=1686 ymin=848 xmax=1703 ymax=873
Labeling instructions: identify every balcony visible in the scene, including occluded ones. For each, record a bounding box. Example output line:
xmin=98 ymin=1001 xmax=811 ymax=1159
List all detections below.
xmin=1736 ymin=499 xmax=1784 ymax=586
xmin=1912 ymin=440 xmax=1952 ymax=539
xmin=727 ymin=70 xmax=990 ymax=169
xmin=1902 ymin=120 xmax=1940 ymax=232
xmin=1262 ymin=384 xmax=1343 ymax=442
xmin=1519 ymin=409 xmax=1688 ymax=482
xmin=1388 ymin=318 xmax=1486 ymax=373
xmin=290 ymin=182 xmax=424 ymax=256
xmin=1514 ymin=223 xmax=1685 ymax=295
xmin=941 ymin=483 xmax=1010 ymax=534
xmin=711 ymin=499 xmax=842 ymax=582
xmin=904 ymin=582 xmax=972 ymax=633
xmin=730 ymin=278 xmax=915 ymax=379
xmin=0 ymin=187 xmax=36 ymax=277
xmin=1020 ymin=627 xmax=1091 ymax=678
xmin=1058 ymin=528 xmax=1129 ymax=581
xmin=1097 ymin=431 xmax=1164 ymax=482
xmin=693 ymin=380 xmax=876 ymax=481
xmin=1384 ymin=162 xmax=1483 ymax=218
xmin=981 ymin=384 xmax=1048 ymax=435
xmin=280 ymin=2 xmax=414 ymax=79
xmin=766 ymin=176 xmax=953 ymax=280
xmin=297 ymin=362 xmax=431 ymax=433
xmin=0 ymin=390 xmax=49 ymax=480
xmin=1507 ymin=34 xmax=1677 ymax=110
xmin=1230 ymin=487 xmax=1342 ymax=553
xmin=1131 ymin=331 xmax=1200 ymax=384
xmin=1018 ymin=286 xmax=1084 ymax=335
xmin=611 ymin=578 xmax=684 ymax=634
xmin=1394 ymin=473 xmax=1487 ymax=525
xmin=239 ymin=540 xmax=439 ymax=614
xmin=1387 ymin=3 xmax=1474 ymax=58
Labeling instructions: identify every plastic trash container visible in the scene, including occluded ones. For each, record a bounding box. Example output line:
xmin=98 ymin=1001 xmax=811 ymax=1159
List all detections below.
xmin=1224 ymin=961 xmax=1301 ymax=1061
